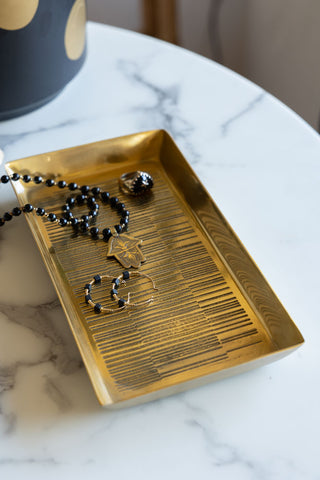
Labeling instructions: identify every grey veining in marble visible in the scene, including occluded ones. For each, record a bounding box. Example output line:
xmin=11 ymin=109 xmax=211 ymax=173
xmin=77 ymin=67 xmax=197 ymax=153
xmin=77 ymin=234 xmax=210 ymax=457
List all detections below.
xmin=220 ymin=91 xmax=266 ymax=136
xmin=117 ymin=58 xmax=200 ymax=162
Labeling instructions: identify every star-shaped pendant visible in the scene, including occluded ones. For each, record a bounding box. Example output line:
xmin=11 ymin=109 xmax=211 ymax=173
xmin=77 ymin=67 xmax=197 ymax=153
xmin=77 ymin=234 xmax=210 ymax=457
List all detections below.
xmin=107 ymin=234 xmax=146 ymax=268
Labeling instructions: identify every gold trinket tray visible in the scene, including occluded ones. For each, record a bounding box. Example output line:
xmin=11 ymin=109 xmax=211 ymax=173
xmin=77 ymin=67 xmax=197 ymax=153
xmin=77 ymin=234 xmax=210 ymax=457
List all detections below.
xmin=6 ymin=130 xmax=304 ymax=407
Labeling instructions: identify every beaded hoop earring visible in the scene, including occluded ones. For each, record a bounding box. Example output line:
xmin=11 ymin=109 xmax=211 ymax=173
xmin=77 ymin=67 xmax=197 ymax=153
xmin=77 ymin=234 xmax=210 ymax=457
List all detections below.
xmin=84 ymin=271 xmax=157 ymax=314
xmin=84 ymin=274 xmax=129 ymax=314
xmin=111 ymin=270 xmax=157 ymax=308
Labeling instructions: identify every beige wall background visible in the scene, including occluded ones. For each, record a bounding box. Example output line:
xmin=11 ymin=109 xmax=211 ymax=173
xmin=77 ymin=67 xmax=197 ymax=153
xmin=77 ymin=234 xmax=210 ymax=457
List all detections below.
xmin=88 ymin=0 xmax=320 ymax=131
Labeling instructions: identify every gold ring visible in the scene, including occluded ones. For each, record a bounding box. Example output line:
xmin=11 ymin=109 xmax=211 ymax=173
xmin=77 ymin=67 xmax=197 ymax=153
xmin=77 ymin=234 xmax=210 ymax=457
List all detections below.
xmin=119 ymin=171 xmax=153 ymax=196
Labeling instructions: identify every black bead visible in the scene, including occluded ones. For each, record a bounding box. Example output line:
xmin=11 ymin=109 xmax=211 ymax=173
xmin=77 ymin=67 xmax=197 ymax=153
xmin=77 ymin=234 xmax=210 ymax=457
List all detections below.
xmin=4 ymin=212 xmax=12 ymax=221
xmin=123 ymin=270 xmax=130 ymax=280
xmin=66 ymin=197 xmax=75 ymax=207
xmin=62 ymin=204 xmax=70 ymax=212
xmin=23 ymin=204 xmax=33 ymax=213
xmin=84 ymin=283 xmax=91 ymax=292
xmin=91 ymin=187 xmax=100 ymax=196
xmin=59 ymin=218 xmax=68 ymax=226
xmin=80 ymin=185 xmax=90 ymax=194
xmin=94 ymin=274 xmax=101 ymax=284
xmin=118 ymin=298 xmax=126 ymax=308
xmin=121 ymin=210 xmax=130 ymax=218
xmin=45 ymin=179 xmax=55 ymax=187
xmin=34 ymin=176 xmax=42 ymax=184
xmin=90 ymin=227 xmax=99 ymax=237
xmin=68 ymin=182 xmax=78 ymax=191
xmin=64 ymin=211 xmax=73 ymax=220
xmin=57 ymin=180 xmax=66 ymax=189
xmin=70 ymin=218 xmax=79 ymax=228
xmin=87 ymin=200 xmax=95 ymax=210
xmin=102 ymin=228 xmax=112 ymax=241
xmin=87 ymin=197 xmax=96 ymax=207
xmin=114 ymin=224 xmax=122 ymax=234
xmin=117 ymin=202 xmax=126 ymax=213
xmin=88 ymin=210 xmax=98 ymax=218
xmin=94 ymin=303 xmax=102 ymax=313
xmin=1 ymin=175 xmax=10 ymax=183
xmin=48 ymin=213 xmax=57 ymax=221
xmin=81 ymin=215 xmax=89 ymax=222
xmin=36 ymin=207 xmax=45 ymax=216
xmin=110 ymin=197 xmax=119 ymax=208
xmin=120 ymin=217 xmax=129 ymax=226
xmin=12 ymin=207 xmax=21 ymax=216
xmin=80 ymin=222 xmax=89 ymax=232
xmin=11 ymin=173 xmax=20 ymax=181
xmin=76 ymin=194 xmax=86 ymax=205
xmin=101 ymin=191 xmax=110 ymax=203
xmin=85 ymin=294 xmax=92 ymax=304
xmin=0 ymin=218 xmax=4 ymax=226
xmin=110 ymin=288 xmax=118 ymax=298
xmin=22 ymin=175 xmax=31 ymax=183
xmin=112 ymin=278 xmax=120 ymax=288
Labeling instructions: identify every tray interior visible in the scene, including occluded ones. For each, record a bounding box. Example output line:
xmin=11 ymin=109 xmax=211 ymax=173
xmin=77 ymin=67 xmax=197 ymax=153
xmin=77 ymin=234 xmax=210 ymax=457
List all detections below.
xmin=6 ymin=130 xmax=304 ymax=406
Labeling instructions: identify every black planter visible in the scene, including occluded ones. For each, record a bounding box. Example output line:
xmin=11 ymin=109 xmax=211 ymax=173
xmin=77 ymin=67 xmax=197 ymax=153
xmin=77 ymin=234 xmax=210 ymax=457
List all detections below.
xmin=0 ymin=0 xmax=87 ymax=120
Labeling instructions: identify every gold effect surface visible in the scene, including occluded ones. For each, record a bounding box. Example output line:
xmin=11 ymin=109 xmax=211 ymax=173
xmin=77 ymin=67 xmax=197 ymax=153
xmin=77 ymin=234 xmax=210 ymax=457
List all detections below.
xmin=6 ymin=130 xmax=304 ymax=408
xmin=64 ymin=0 xmax=86 ymax=60
xmin=0 ymin=0 xmax=39 ymax=30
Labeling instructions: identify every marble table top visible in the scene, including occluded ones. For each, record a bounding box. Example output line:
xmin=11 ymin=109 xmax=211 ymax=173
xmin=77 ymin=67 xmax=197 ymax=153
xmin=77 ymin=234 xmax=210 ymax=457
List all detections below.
xmin=0 ymin=21 xmax=319 ymax=480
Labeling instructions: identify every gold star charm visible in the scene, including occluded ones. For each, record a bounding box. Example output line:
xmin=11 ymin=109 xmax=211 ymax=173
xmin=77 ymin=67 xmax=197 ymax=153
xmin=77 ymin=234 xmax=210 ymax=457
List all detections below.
xmin=107 ymin=234 xmax=146 ymax=268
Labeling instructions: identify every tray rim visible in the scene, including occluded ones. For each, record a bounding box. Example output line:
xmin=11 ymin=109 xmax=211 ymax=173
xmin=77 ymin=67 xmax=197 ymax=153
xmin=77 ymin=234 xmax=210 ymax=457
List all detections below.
xmin=158 ymin=131 xmax=303 ymax=349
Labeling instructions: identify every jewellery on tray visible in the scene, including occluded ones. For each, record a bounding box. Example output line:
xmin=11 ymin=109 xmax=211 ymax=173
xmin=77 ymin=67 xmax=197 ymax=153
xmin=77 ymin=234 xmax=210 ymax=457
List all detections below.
xmin=0 ymin=173 xmax=145 ymax=268
xmin=84 ymin=270 xmax=158 ymax=314
xmin=119 ymin=171 xmax=153 ymax=196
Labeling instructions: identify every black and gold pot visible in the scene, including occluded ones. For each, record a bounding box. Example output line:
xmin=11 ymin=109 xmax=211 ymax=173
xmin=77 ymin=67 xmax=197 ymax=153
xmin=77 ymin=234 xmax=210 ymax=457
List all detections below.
xmin=0 ymin=0 xmax=87 ymax=120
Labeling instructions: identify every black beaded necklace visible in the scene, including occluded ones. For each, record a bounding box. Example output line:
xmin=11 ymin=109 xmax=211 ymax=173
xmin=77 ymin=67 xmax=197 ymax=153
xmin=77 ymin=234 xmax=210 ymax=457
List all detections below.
xmin=0 ymin=172 xmax=145 ymax=268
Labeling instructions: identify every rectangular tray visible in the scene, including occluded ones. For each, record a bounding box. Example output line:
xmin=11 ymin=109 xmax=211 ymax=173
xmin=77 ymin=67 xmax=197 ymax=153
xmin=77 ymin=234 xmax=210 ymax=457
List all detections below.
xmin=6 ymin=130 xmax=304 ymax=407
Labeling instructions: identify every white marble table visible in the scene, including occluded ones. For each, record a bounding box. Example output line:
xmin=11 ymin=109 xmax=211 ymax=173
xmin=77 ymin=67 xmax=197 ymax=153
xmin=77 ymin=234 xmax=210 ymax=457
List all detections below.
xmin=0 ymin=21 xmax=319 ymax=480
